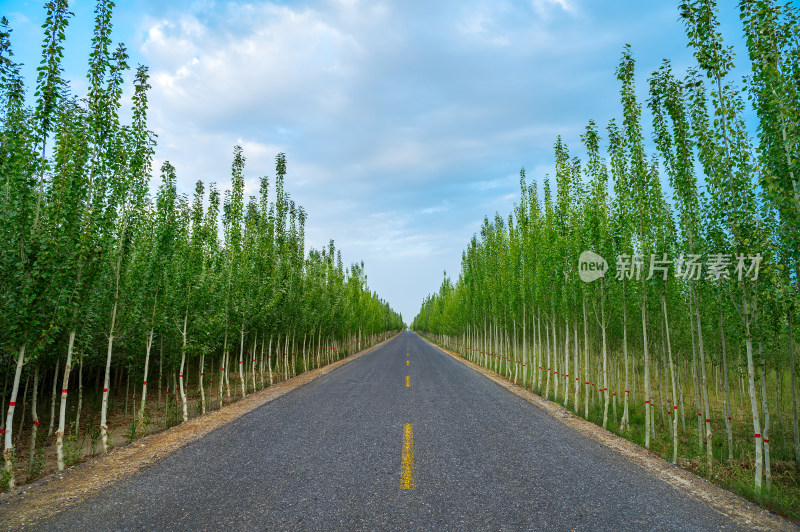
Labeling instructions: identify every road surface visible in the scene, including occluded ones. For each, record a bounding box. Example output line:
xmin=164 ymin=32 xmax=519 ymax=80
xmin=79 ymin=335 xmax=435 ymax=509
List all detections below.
xmin=23 ymin=331 xmax=780 ymax=530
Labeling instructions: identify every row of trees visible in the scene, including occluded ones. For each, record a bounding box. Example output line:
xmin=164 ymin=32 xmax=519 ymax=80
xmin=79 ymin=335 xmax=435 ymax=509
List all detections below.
xmin=0 ymin=0 xmax=402 ymax=489
xmin=413 ymin=0 xmax=798 ymax=497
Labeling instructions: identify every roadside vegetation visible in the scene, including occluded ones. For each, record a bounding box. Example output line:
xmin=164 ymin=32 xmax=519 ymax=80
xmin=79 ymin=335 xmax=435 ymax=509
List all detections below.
xmin=413 ymin=0 xmax=799 ymax=520
xmin=0 ymin=1 xmax=403 ymax=490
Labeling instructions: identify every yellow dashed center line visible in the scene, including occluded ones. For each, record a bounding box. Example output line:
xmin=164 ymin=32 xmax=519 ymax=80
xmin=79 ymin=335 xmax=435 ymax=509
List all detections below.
xmin=406 ymin=375 xmax=410 ymax=387
xmin=401 ymin=423 xmax=415 ymax=489
xmin=406 ymin=360 xmax=410 ymax=366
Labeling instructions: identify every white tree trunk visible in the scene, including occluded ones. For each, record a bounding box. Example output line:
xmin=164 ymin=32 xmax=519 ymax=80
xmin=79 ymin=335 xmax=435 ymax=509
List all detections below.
xmin=743 ymin=294 xmax=763 ymax=492
xmin=583 ymin=297 xmax=589 ymax=419
xmin=75 ymin=357 xmax=83 ymax=436
xmin=27 ymin=365 xmax=39 ymax=479
xmin=179 ymin=310 xmax=189 ymax=422
xmin=199 ymin=353 xmax=206 ymax=415
xmin=573 ymin=317 xmax=579 ymax=413
xmin=4 ymin=344 xmax=26 ymax=489
xmin=694 ymin=288 xmax=712 ymax=475
xmin=536 ymin=308 xmax=542 ymax=392
xmin=251 ymin=332 xmax=257 ymax=392
xmin=47 ymin=357 xmax=58 ymax=437
xmin=101 ymin=221 xmax=128 ymax=452
xmin=100 ymin=298 xmax=119 ymax=454
xmin=238 ymin=327 xmax=247 ymax=398
xmin=759 ymin=361 xmax=771 ymax=492
xmin=522 ymin=311 xmax=527 ymax=389
xmin=788 ymin=304 xmax=799 ymax=465
xmin=56 ymin=329 xmax=76 ymax=470
xmin=621 ymin=280 xmax=630 ymax=432
xmin=544 ymin=321 xmax=551 ymax=398
xmin=642 ymin=295 xmax=651 ymax=449
xmin=158 ymin=338 xmax=163 ymax=408
xmin=602 ymin=309 xmax=609 ymax=429
xmin=224 ymin=334 xmax=231 ymax=398
xmin=719 ymin=300 xmax=733 ymax=461
xmin=663 ymin=296 xmax=678 ymax=463
xmin=140 ymin=327 xmax=154 ymax=430
xmin=563 ymin=320 xmax=569 ymax=407
xmin=267 ymin=336 xmax=273 ymax=386
xmin=689 ymin=296 xmax=703 ymax=452
xmin=218 ymin=351 xmax=226 ymax=403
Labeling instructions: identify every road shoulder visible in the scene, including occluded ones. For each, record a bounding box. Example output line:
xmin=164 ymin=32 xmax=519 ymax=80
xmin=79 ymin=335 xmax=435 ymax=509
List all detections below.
xmin=419 ymin=334 xmax=796 ymax=532
xmin=0 ymin=335 xmax=398 ymax=530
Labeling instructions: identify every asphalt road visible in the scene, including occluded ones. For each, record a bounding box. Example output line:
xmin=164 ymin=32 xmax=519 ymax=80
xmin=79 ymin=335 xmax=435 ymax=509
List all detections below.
xmin=36 ymin=331 xmax=751 ymax=531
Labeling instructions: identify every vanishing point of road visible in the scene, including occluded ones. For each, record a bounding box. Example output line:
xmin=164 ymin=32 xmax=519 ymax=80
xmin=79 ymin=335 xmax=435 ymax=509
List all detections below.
xmin=7 ymin=331 xmax=793 ymax=531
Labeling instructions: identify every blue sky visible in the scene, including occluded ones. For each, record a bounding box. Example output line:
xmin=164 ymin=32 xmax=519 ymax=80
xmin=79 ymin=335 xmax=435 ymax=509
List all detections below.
xmin=2 ymin=0 xmax=751 ymax=323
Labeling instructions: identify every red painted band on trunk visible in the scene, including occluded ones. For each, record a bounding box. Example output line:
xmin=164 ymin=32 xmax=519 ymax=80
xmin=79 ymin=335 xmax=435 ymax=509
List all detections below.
xmin=200 ymin=374 xmax=203 ymax=376
xmin=667 ymin=411 xmax=671 ymax=414
xmin=764 ymin=439 xmax=769 ymax=443
xmin=33 ymin=420 xmax=39 ymax=426
xmin=62 ymin=389 xmax=68 ymax=394
xmin=698 ymin=413 xmax=702 ymax=416
xmin=705 ymin=419 xmax=711 ymax=423
xmin=755 ymin=434 xmax=761 ymax=438
xmin=8 ymin=402 xmax=15 ymax=406
xmin=604 ymin=388 xmax=607 ymax=391
xmin=727 ymin=417 xmax=731 ymax=420
xmin=674 ymin=406 xmax=678 ymax=409
xmin=179 ymin=375 xmax=183 ymax=378
xmin=585 ymin=382 xmax=590 ymax=384
xmin=103 ymin=389 xmax=108 ymax=393
xmin=625 ymin=390 xmax=630 ymax=393
xmin=645 ymin=401 xmax=650 ymax=404
xmin=143 ymin=381 xmax=147 ymax=385
xmin=0 ymin=430 xmax=4 ymax=434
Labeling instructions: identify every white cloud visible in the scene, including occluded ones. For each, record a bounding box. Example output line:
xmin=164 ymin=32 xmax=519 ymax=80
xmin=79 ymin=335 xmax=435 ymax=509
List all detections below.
xmin=456 ymin=10 xmax=510 ymax=46
xmin=141 ymin=3 xmax=364 ymax=129
xmin=6 ymin=12 xmax=30 ymax=26
xmin=421 ymin=200 xmax=450 ymax=215
xmin=122 ymin=0 xmax=704 ymax=321
xmin=532 ymin=0 xmax=576 ymax=16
